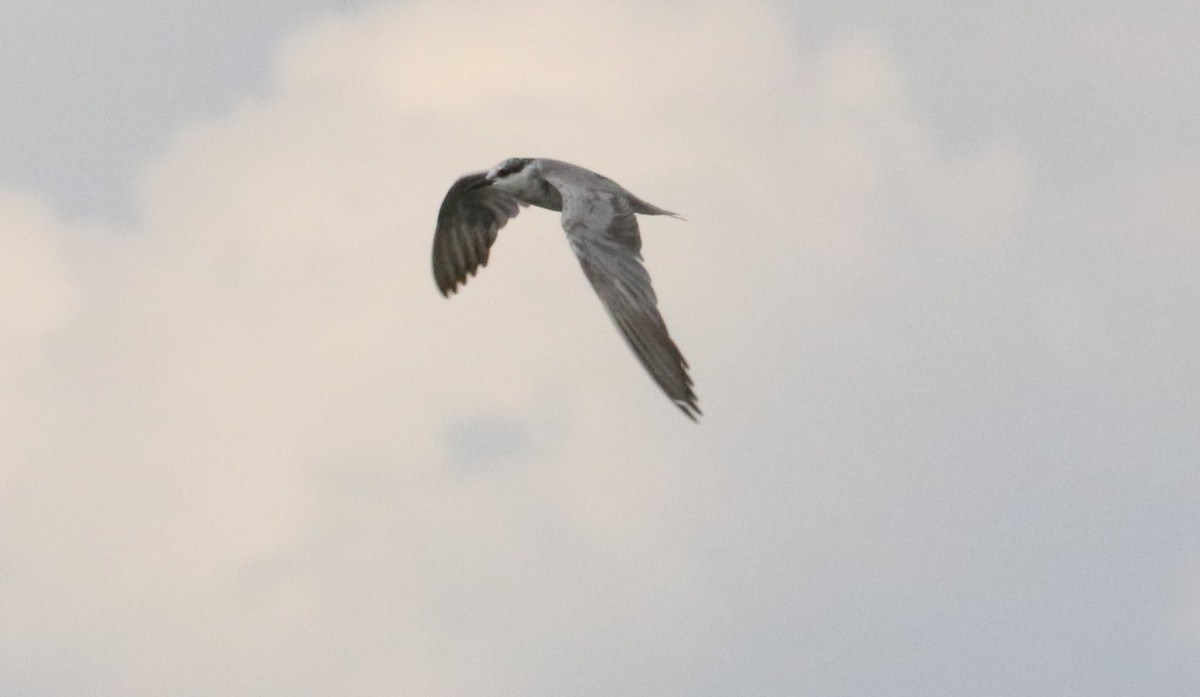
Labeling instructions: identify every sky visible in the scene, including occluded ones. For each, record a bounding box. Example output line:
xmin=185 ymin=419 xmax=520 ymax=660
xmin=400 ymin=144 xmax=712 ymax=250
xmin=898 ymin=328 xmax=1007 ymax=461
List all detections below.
xmin=2 ymin=0 xmax=1199 ymax=695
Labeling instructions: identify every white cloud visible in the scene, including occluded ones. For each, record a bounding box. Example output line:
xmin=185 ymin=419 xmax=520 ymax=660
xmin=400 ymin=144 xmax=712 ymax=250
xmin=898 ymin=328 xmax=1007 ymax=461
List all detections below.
xmin=3 ymin=1 xmax=1198 ymax=695
xmin=0 ymin=193 xmax=76 ymax=369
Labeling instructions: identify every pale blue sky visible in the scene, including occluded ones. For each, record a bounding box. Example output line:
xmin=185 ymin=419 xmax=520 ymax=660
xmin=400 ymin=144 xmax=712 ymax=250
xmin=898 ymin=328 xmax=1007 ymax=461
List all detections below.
xmin=2 ymin=1 xmax=1198 ymax=695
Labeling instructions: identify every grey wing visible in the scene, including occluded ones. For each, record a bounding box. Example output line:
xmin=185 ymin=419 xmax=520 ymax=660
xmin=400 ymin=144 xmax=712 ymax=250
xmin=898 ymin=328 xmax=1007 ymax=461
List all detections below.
xmin=557 ymin=189 xmax=700 ymax=420
xmin=432 ymin=172 xmax=524 ymax=296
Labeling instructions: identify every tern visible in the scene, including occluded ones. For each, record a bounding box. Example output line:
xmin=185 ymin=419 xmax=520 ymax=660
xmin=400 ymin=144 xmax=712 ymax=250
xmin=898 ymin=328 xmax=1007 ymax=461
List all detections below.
xmin=432 ymin=157 xmax=700 ymax=420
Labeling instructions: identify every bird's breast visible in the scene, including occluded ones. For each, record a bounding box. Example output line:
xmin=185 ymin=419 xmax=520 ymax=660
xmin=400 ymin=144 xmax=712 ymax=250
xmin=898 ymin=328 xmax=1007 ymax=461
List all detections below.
xmin=521 ymin=180 xmax=563 ymax=212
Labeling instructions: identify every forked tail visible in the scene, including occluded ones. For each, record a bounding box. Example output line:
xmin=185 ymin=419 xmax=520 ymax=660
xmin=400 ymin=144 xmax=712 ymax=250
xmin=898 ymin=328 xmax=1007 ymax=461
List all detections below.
xmin=632 ymin=196 xmax=684 ymax=219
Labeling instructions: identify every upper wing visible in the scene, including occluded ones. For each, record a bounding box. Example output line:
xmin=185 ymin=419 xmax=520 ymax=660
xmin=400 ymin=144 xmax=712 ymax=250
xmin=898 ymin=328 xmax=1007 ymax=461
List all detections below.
xmin=432 ymin=172 xmax=524 ymax=296
xmin=548 ymin=179 xmax=700 ymax=420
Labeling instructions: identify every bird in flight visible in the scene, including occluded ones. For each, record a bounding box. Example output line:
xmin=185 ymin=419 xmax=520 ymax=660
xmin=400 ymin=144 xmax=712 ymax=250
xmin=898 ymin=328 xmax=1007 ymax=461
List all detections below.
xmin=432 ymin=157 xmax=700 ymax=420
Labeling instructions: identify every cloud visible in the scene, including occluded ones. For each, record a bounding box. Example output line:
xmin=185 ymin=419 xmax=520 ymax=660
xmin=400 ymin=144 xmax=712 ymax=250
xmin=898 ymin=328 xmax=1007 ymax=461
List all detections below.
xmin=0 ymin=193 xmax=77 ymax=369
xmin=3 ymin=1 xmax=1198 ymax=695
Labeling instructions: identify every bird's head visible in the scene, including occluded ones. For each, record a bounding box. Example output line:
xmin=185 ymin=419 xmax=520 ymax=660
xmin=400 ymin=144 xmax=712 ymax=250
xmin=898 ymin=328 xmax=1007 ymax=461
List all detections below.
xmin=476 ymin=157 xmax=535 ymax=192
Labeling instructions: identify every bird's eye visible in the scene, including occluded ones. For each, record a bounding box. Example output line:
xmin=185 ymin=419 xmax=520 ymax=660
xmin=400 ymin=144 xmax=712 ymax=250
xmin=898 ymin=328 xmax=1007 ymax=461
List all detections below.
xmin=496 ymin=159 xmax=528 ymax=178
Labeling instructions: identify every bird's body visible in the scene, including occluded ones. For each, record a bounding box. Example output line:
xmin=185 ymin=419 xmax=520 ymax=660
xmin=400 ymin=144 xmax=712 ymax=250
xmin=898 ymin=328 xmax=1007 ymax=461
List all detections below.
xmin=432 ymin=157 xmax=700 ymax=420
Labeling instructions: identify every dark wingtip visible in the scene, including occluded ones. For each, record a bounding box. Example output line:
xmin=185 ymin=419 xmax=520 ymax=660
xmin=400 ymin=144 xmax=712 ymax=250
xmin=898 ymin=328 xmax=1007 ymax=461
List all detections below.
xmin=433 ymin=271 xmax=452 ymax=297
xmin=676 ymin=399 xmax=702 ymax=422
